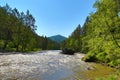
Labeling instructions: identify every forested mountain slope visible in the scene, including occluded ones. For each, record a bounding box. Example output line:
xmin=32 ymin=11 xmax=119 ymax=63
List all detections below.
xmin=48 ymin=35 xmax=66 ymax=43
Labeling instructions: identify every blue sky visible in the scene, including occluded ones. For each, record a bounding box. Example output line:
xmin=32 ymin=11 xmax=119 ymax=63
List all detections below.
xmin=0 ymin=0 xmax=96 ymax=37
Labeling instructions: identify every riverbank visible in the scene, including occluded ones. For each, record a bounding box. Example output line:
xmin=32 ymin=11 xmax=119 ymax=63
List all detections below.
xmin=64 ymin=63 xmax=117 ymax=80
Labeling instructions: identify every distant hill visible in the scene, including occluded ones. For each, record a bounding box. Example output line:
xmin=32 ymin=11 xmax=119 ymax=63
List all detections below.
xmin=48 ymin=35 xmax=67 ymax=43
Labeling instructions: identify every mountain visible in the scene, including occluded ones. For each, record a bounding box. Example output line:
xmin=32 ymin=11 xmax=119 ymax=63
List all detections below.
xmin=48 ymin=35 xmax=67 ymax=43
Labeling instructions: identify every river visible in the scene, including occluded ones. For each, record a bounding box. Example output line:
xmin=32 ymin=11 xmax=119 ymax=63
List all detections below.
xmin=0 ymin=50 xmax=116 ymax=80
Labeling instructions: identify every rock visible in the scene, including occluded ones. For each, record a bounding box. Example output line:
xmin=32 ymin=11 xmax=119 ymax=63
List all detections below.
xmin=62 ymin=48 xmax=75 ymax=55
xmin=87 ymin=66 xmax=96 ymax=70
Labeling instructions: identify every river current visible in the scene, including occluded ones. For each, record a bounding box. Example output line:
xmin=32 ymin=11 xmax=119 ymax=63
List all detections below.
xmin=0 ymin=50 xmax=115 ymax=80
xmin=0 ymin=50 xmax=92 ymax=80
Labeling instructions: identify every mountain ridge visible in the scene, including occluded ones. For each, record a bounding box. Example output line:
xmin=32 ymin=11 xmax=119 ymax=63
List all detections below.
xmin=48 ymin=35 xmax=67 ymax=43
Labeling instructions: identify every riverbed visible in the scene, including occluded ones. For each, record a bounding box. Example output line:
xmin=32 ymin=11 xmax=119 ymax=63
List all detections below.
xmin=0 ymin=50 xmax=116 ymax=80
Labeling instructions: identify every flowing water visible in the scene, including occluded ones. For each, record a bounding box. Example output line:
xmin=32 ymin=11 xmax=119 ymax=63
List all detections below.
xmin=0 ymin=50 xmax=116 ymax=80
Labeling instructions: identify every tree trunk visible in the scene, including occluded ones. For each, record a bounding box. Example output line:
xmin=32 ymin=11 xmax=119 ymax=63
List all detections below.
xmin=2 ymin=40 xmax=8 ymax=50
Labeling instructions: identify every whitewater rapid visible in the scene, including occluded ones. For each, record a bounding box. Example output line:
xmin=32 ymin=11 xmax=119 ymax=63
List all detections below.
xmin=0 ymin=50 xmax=91 ymax=80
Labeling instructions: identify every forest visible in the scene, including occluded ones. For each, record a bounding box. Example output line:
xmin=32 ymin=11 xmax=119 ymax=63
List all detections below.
xmin=61 ymin=0 xmax=120 ymax=68
xmin=0 ymin=4 xmax=59 ymax=52
xmin=0 ymin=0 xmax=120 ymax=69
xmin=0 ymin=0 xmax=120 ymax=79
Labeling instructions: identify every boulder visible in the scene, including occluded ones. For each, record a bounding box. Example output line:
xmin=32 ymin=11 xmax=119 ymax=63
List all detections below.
xmin=62 ymin=48 xmax=75 ymax=55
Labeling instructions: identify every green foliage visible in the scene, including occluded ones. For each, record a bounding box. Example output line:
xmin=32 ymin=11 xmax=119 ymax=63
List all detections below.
xmin=61 ymin=0 xmax=120 ymax=68
xmin=0 ymin=4 xmax=59 ymax=52
xmin=81 ymin=0 xmax=120 ymax=68
xmin=61 ymin=24 xmax=82 ymax=52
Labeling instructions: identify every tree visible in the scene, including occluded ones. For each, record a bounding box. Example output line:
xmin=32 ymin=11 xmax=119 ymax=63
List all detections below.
xmin=83 ymin=0 xmax=120 ymax=67
xmin=0 ymin=4 xmax=60 ymax=52
xmin=61 ymin=24 xmax=82 ymax=52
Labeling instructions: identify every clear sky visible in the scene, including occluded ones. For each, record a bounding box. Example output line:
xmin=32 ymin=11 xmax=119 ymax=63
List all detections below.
xmin=0 ymin=0 xmax=96 ymax=37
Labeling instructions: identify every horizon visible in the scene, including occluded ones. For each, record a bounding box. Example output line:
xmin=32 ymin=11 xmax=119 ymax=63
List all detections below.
xmin=0 ymin=0 xmax=96 ymax=37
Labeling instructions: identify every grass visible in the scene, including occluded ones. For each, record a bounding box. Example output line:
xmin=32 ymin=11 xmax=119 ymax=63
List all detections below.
xmin=96 ymin=71 xmax=120 ymax=80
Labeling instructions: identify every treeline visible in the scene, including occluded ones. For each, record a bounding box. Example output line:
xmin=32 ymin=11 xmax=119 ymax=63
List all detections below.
xmin=61 ymin=24 xmax=82 ymax=52
xmin=0 ymin=4 xmax=59 ymax=52
xmin=61 ymin=0 xmax=120 ymax=68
